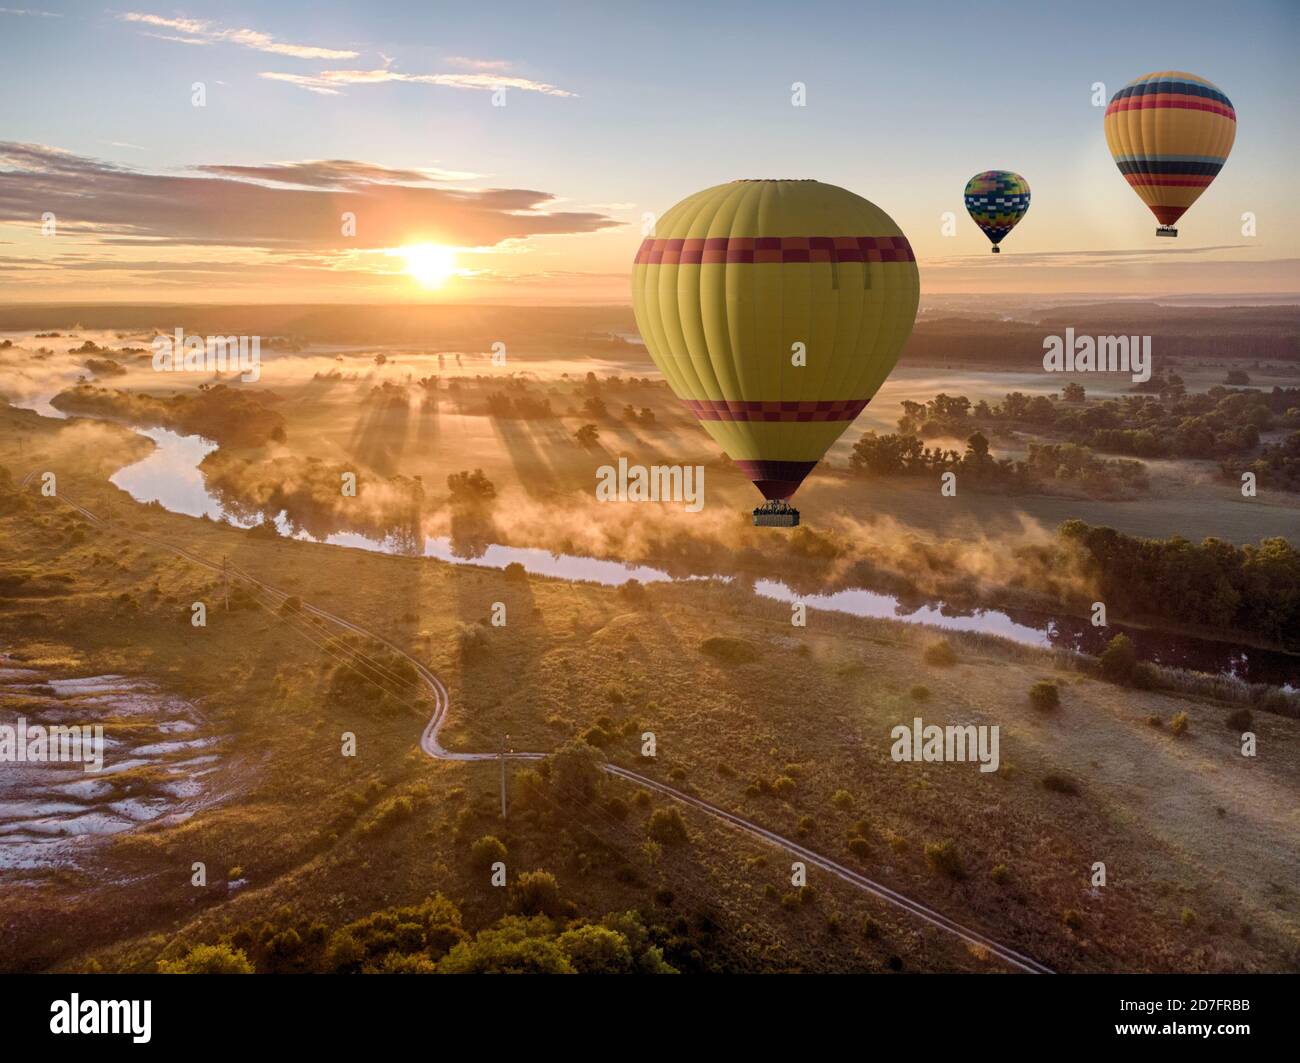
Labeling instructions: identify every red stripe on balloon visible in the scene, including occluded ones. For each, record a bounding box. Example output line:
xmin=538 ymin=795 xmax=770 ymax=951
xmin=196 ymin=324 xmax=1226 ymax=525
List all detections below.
xmin=634 ymin=235 xmax=914 ymax=265
xmin=1105 ymin=96 xmax=1236 ymax=121
xmin=681 ymin=397 xmax=870 ymax=422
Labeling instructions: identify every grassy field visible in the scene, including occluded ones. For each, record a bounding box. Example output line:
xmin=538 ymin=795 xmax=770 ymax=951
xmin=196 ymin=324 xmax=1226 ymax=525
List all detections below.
xmin=2 ymin=401 xmax=1297 ymax=973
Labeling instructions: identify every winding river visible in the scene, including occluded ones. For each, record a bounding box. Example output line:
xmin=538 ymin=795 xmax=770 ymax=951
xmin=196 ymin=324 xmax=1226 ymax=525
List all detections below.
xmin=95 ymin=422 xmax=1299 ymax=689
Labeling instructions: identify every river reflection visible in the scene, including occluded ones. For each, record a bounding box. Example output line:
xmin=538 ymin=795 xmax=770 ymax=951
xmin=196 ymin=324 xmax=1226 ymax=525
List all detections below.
xmin=102 ymin=425 xmax=1300 ymax=688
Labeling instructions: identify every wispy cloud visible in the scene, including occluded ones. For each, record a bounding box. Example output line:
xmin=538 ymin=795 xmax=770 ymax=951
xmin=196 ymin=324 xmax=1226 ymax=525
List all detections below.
xmin=196 ymin=159 xmax=483 ymax=185
xmin=121 ymin=12 xmax=358 ymax=60
xmin=0 ymin=6 xmax=62 ymax=15
xmin=0 ymin=141 xmax=617 ymax=252
xmin=444 ymin=56 xmax=512 ymax=72
xmin=261 ymin=67 xmax=578 ymax=98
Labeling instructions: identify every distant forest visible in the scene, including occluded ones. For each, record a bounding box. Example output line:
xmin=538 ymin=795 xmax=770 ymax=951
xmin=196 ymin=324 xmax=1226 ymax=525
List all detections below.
xmin=0 ymin=302 xmax=1295 ymax=364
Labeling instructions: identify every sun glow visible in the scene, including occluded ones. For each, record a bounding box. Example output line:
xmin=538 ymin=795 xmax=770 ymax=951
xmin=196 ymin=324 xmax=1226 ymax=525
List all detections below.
xmin=399 ymin=243 xmax=458 ymax=289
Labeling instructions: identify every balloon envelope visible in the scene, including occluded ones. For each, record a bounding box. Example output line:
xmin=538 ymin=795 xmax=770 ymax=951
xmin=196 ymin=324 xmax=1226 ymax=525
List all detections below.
xmin=1104 ymin=71 xmax=1236 ymax=231
xmin=964 ymin=171 xmax=1030 ymax=250
xmin=631 ymin=180 xmax=920 ymax=502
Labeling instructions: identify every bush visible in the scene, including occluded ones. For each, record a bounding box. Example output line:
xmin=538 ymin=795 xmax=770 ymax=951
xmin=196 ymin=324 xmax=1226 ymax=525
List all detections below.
xmin=847 ymin=836 xmax=871 ymax=858
xmin=1170 ymin=711 xmax=1190 ymax=737
xmin=1098 ymin=633 xmax=1138 ymax=684
xmin=1028 ymin=680 xmax=1060 ymax=712
xmin=772 ymin=775 xmax=797 ymax=797
xmin=990 ymin=863 xmax=1010 ymax=885
xmin=1062 ymin=909 xmax=1083 ymax=930
xmin=909 ymin=685 xmax=930 ymax=701
xmin=509 ymin=870 xmax=564 ymax=917
xmin=647 ymin=807 xmax=689 ymax=846
xmin=470 ymin=835 xmax=507 ymax=871
xmin=922 ymin=640 xmax=957 ymax=667
xmin=1041 ymin=772 xmax=1078 ymax=795
xmin=831 ymin=789 xmax=853 ymax=810
xmin=504 ymin=562 xmax=528 ymax=582
xmin=158 ymin=943 xmax=254 ymax=974
xmin=1225 ymin=707 xmax=1253 ymax=732
xmin=700 ymin=636 xmax=760 ymax=664
xmin=923 ymin=840 xmax=964 ymax=879
xmin=557 ymin=924 xmax=634 ymax=974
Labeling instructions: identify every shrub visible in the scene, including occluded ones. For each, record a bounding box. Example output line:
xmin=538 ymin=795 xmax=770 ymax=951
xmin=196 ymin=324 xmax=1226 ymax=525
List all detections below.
xmin=503 ymin=562 xmax=527 ymax=582
xmin=1170 ymin=711 xmax=1189 ymax=737
xmin=772 ymin=775 xmax=797 ymax=797
xmin=470 ymin=835 xmax=507 ymax=871
xmin=910 ymin=685 xmax=931 ymax=701
xmin=924 ymin=840 xmax=964 ymax=879
xmin=647 ymin=807 xmax=689 ymax=846
xmin=1099 ymin=633 xmax=1137 ymax=684
xmin=831 ymin=789 xmax=853 ymax=810
xmin=847 ymin=836 xmax=871 ymax=858
xmin=1041 ymin=773 xmax=1079 ymax=795
xmin=862 ymin=917 xmax=880 ymax=939
xmin=700 ymin=636 xmax=760 ymax=664
xmin=509 ymin=870 xmax=563 ymax=917
xmin=991 ymin=863 xmax=1010 ymax=885
xmin=1028 ymin=680 xmax=1060 ymax=712
xmin=1181 ymin=907 xmax=1197 ymax=927
xmin=557 ymin=924 xmax=634 ymax=974
xmin=1225 ymin=707 xmax=1253 ymax=732
xmin=1063 ymin=909 xmax=1084 ymax=930
xmin=922 ymin=640 xmax=957 ymax=667
xmin=158 ymin=943 xmax=254 ymax=974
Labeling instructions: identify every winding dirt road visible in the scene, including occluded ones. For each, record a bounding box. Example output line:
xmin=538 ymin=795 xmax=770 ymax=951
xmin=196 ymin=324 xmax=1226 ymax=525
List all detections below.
xmin=22 ymin=474 xmax=1053 ymax=973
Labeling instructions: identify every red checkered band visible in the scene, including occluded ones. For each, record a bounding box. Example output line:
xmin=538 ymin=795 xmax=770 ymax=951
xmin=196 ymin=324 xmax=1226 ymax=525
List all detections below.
xmin=634 ymin=234 xmax=915 ymax=265
xmin=682 ymin=397 xmax=870 ymax=422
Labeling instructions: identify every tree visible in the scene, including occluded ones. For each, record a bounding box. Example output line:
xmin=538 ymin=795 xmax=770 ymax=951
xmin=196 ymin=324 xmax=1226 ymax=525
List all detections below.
xmin=509 ymin=871 xmax=564 ymax=917
xmin=575 ymin=423 xmax=600 ymax=448
xmin=1098 ymin=633 xmax=1137 ymax=683
xmin=647 ymin=807 xmax=690 ymax=845
xmin=556 ymin=925 xmax=634 ymax=973
xmin=546 ymin=738 xmax=603 ymax=803
xmin=447 ymin=468 xmax=496 ymax=503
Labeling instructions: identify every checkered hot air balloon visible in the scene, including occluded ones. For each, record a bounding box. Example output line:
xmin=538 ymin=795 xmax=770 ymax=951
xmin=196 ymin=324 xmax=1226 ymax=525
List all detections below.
xmin=964 ymin=171 xmax=1031 ymax=254
xmin=1104 ymin=71 xmax=1236 ymax=238
xmin=631 ymin=180 xmax=920 ymax=526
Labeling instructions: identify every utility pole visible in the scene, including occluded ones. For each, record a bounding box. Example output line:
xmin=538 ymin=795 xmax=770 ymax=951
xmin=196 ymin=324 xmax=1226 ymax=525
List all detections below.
xmin=499 ymin=733 xmax=510 ymax=818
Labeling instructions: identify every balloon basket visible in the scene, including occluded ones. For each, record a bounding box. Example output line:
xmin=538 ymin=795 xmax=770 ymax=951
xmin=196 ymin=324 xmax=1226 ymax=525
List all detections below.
xmin=990 ymin=246 xmax=1000 ymax=254
xmin=753 ymin=500 xmax=799 ymax=527
xmin=1156 ymin=226 xmax=1178 ymax=238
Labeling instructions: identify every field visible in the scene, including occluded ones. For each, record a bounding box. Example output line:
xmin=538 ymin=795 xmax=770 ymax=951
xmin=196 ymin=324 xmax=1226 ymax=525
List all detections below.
xmin=1 ymin=393 xmax=1298 ymax=973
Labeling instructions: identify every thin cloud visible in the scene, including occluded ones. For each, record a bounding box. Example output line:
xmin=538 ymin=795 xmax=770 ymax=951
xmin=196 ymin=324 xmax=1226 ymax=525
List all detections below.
xmin=445 ymin=56 xmax=512 ymax=71
xmin=121 ymin=12 xmax=358 ymax=60
xmin=0 ymin=6 xmax=63 ymax=15
xmin=196 ymin=160 xmax=483 ymax=185
xmin=259 ymin=72 xmax=342 ymax=96
xmin=261 ymin=67 xmax=578 ymax=98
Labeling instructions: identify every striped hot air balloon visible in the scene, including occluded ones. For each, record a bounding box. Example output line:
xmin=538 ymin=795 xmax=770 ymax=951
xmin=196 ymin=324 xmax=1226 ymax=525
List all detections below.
xmin=1104 ymin=71 xmax=1236 ymax=237
xmin=964 ymin=171 xmax=1031 ymax=253
xmin=631 ymin=180 xmax=920 ymax=525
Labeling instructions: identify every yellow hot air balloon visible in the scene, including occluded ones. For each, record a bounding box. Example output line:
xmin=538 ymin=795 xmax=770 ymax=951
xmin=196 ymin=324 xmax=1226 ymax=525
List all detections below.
xmin=1104 ymin=71 xmax=1236 ymax=237
xmin=631 ymin=179 xmax=919 ymax=526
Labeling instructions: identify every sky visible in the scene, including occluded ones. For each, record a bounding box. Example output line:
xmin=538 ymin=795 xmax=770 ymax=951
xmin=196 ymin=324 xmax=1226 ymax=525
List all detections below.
xmin=0 ymin=0 xmax=1297 ymax=304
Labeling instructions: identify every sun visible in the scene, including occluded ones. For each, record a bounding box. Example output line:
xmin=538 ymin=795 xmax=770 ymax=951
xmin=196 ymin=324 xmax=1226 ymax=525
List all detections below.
xmin=399 ymin=243 xmax=458 ymax=289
